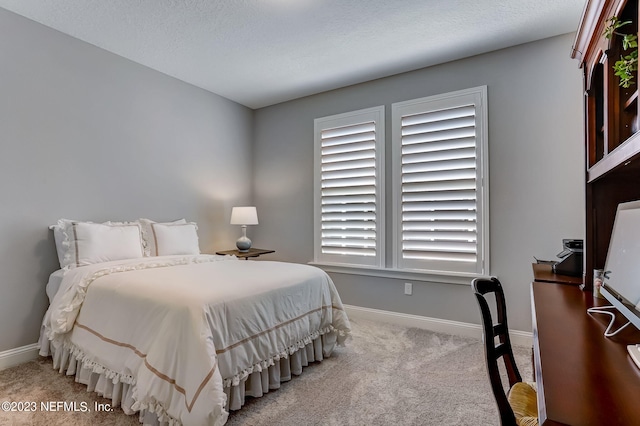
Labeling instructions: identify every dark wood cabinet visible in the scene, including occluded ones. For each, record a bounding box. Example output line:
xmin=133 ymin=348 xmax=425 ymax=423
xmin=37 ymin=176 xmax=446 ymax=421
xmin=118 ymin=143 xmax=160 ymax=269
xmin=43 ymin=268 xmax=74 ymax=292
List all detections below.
xmin=572 ymin=0 xmax=640 ymax=289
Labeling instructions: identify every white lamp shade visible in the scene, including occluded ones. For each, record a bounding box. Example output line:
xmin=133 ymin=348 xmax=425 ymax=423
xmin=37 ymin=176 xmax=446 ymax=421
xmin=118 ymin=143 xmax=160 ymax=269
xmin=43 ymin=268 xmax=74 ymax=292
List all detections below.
xmin=230 ymin=206 xmax=258 ymax=225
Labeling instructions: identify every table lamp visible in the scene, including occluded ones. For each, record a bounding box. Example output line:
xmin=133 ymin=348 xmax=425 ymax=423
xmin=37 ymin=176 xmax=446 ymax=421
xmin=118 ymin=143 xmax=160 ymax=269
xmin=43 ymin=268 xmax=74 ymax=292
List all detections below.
xmin=230 ymin=206 xmax=258 ymax=252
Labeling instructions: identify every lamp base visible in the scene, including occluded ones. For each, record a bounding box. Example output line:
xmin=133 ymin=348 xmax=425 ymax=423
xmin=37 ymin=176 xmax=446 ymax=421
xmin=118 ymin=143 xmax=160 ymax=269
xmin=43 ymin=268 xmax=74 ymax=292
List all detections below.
xmin=236 ymin=236 xmax=252 ymax=252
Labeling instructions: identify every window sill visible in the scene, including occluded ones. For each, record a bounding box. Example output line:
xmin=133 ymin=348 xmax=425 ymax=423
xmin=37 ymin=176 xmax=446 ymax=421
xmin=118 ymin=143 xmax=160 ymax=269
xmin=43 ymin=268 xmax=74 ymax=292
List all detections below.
xmin=308 ymin=262 xmax=489 ymax=286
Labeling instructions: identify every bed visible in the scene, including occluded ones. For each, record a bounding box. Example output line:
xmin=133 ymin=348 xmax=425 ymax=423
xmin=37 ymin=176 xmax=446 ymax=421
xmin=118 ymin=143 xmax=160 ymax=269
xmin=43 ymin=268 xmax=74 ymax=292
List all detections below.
xmin=38 ymin=219 xmax=351 ymax=425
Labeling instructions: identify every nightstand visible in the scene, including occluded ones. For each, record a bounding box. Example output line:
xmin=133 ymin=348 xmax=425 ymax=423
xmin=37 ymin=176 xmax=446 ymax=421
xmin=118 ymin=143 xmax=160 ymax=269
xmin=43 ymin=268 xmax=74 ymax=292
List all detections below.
xmin=215 ymin=248 xmax=275 ymax=260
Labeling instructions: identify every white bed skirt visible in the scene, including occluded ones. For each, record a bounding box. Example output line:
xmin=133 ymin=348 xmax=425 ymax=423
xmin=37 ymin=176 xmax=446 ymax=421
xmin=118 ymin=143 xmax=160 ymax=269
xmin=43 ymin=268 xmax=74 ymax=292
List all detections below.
xmin=38 ymin=331 xmax=338 ymax=425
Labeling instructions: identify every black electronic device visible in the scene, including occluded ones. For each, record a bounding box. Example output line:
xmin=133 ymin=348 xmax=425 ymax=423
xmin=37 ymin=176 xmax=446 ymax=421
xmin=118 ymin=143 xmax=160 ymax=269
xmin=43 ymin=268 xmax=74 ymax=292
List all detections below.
xmin=552 ymin=239 xmax=583 ymax=277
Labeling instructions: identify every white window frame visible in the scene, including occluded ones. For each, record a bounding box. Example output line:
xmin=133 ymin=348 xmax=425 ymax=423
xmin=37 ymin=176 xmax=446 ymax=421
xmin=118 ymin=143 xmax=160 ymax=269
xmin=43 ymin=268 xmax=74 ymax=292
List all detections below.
xmin=313 ymin=106 xmax=385 ymax=268
xmin=391 ymin=86 xmax=489 ymax=277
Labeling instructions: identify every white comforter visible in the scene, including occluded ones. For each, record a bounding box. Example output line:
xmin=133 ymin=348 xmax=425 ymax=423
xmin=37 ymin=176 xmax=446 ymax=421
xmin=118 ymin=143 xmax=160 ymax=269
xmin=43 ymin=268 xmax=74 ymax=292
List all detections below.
xmin=40 ymin=255 xmax=351 ymax=425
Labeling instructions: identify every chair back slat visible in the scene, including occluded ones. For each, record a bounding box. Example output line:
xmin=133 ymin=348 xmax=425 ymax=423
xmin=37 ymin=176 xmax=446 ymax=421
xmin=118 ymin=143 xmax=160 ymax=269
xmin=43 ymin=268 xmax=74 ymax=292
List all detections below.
xmin=472 ymin=277 xmax=523 ymax=426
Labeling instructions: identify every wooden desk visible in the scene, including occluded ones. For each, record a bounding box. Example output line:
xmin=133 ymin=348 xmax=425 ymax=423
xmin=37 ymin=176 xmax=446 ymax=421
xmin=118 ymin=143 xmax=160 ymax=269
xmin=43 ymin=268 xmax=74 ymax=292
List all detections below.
xmin=532 ymin=281 xmax=640 ymax=425
xmin=532 ymin=263 xmax=583 ymax=286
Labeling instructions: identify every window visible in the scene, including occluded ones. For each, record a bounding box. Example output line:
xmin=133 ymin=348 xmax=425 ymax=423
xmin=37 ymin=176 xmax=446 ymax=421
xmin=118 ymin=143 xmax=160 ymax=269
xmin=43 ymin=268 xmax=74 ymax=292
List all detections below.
xmin=312 ymin=86 xmax=489 ymax=279
xmin=392 ymin=86 xmax=488 ymax=275
xmin=313 ymin=106 xmax=385 ymax=267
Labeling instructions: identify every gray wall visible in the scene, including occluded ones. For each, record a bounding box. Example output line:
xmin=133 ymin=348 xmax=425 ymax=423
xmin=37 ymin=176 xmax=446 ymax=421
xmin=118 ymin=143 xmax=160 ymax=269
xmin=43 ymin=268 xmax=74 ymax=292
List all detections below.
xmin=253 ymin=33 xmax=585 ymax=332
xmin=0 ymin=9 xmax=254 ymax=352
xmin=0 ymin=5 xmax=584 ymax=353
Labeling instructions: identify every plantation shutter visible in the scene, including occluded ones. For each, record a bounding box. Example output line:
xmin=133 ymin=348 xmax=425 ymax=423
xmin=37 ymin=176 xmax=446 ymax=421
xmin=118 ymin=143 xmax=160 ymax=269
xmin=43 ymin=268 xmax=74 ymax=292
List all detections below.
xmin=392 ymin=87 xmax=488 ymax=275
xmin=314 ymin=106 xmax=384 ymax=267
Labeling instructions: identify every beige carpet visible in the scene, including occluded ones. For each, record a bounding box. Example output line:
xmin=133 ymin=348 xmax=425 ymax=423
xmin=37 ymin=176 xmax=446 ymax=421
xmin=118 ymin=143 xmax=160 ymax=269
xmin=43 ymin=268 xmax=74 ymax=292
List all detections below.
xmin=0 ymin=318 xmax=532 ymax=425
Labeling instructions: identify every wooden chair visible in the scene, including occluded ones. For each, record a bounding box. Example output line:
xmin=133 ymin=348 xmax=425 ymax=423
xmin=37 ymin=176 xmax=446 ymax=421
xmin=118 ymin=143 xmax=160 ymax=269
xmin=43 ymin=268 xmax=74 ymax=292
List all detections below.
xmin=472 ymin=277 xmax=538 ymax=426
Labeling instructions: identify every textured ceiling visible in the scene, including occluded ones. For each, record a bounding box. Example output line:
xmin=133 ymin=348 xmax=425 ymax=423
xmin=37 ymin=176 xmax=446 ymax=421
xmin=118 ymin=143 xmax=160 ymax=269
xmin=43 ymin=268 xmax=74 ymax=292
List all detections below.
xmin=0 ymin=0 xmax=586 ymax=109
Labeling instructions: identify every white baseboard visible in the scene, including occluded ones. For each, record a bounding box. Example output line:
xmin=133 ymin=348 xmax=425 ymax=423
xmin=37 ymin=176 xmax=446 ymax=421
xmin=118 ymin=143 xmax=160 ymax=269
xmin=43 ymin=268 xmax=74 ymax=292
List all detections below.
xmin=344 ymin=304 xmax=533 ymax=347
xmin=0 ymin=308 xmax=532 ymax=371
xmin=0 ymin=343 xmax=40 ymax=371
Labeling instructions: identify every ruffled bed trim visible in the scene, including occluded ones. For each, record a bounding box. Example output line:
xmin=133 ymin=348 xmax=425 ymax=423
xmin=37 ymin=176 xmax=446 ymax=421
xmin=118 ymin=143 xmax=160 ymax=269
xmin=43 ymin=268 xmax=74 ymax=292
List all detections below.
xmin=138 ymin=224 xmax=152 ymax=257
xmin=130 ymin=391 xmax=183 ymax=426
xmin=222 ymin=325 xmax=346 ymax=388
xmin=58 ymin=219 xmax=75 ymax=268
xmin=43 ymin=327 xmax=346 ymax=425
xmin=47 ymin=337 xmax=182 ymax=425
xmin=65 ymin=339 xmax=136 ymax=385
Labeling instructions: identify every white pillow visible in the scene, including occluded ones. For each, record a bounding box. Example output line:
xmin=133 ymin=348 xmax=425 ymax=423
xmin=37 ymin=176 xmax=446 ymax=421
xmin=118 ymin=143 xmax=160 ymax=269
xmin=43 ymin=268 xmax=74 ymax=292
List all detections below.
xmin=151 ymin=222 xmax=200 ymax=256
xmin=51 ymin=219 xmax=76 ymax=268
xmin=139 ymin=218 xmax=187 ymax=256
xmin=72 ymin=222 xmax=144 ymax=267
xmin=50 ymin=219 xmax=144 ymax=268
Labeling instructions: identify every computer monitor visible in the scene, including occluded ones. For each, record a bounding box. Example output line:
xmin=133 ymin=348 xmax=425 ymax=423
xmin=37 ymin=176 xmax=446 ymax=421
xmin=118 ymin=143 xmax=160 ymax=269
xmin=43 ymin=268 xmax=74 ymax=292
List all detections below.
xmin=600 ymin=200 xmax=640 ymax=331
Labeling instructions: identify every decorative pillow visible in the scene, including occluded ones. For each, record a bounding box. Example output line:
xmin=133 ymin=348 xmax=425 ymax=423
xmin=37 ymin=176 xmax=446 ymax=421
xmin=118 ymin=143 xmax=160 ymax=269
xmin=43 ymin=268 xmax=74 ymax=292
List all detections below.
xmin=72 ymin=222 xmax=144 ymax=266
xmin=50 ymin=219 xmax=144 ymax=268
xmin=139 ymin=218 xmax=187 ymax=256
xmin=151 ymin=222 xmax=200 ymax=256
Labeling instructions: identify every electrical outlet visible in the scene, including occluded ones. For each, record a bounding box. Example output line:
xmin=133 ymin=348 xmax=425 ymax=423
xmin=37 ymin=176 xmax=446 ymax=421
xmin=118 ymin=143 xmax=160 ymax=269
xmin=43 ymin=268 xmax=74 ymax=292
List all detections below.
xmin=404 ymin=282 xmax=412 ymax=295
